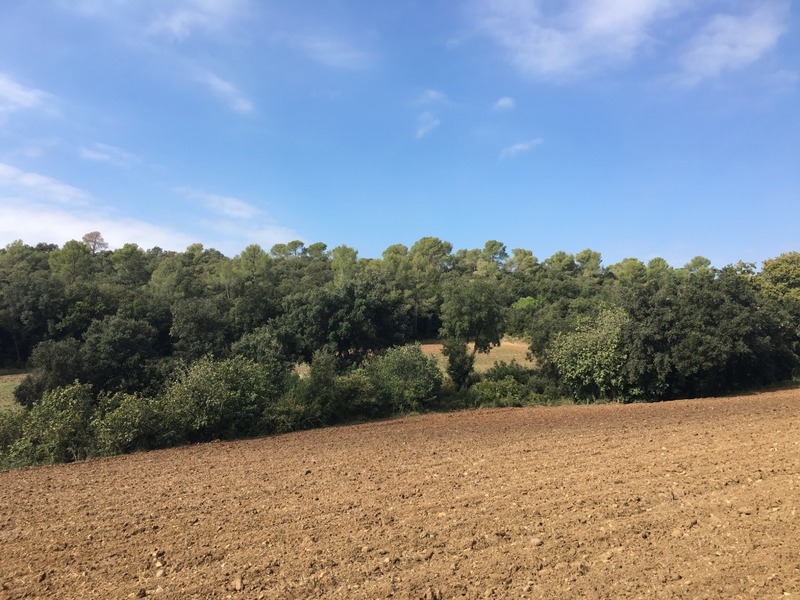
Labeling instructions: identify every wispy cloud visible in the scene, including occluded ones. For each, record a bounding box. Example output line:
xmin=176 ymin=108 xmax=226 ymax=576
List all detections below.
xmin=196 ymin=71 xmax=254 ymax=114
xmin=146 ymin=0 xmax=250 ymax=40
xmin=179 ymin=187 xmax=300 ymax=254
xmin=417 ymin=89 xmax=449 ymax=104
xmin=0 ymin=162 xmax=87 ymax=204
xmin=178 ymin=187 xmax=260 ymax=219
xmin=295 ymin=35 xmax=374 ymax=70
xmin=472 ymin=0 xmax=679 ymax=78
xmin=500 ymin=137 xmax=542 ymax=159
xmin=678 ymin=5 xmax=787 ymax=86
xmin=0 ymin=73 xmax=47 ymax=121
xmin=79 ymin=143 xmax=140 ymax=167
xmin=493 ymin=96 xmax=515 ymax=110
xmin=416 ymin=112 xmax=441 ymax=139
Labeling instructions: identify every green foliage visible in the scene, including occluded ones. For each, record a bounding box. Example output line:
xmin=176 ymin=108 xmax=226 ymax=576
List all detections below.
xmin=548 ymin=306 xmax=629 ymax=402
xmin=468 ymin=377 xmax=528 ymax=407
xmin=0 ymin=408 xmax=26 ymax=467
xmin=506 ymin=296 xmax=539 ymax=337
xmin=10 ymin=383 xmax=95 ymax=465
xmin=365 ymin=344 xmax=442 ymax=414
xmin=440 ymin=274 xmax=506 ymax=354
xmin=759 ymin=252 xmax=800 ymax=303
xmin=170 ymin=297 xmax=232 ymax=362
xmin=93 ymin=393 xmax=164 ymax=456
xmin=162 ymin=356 xmax=280 ymax=442
xmin=15 ymin=339 xmax=82 ymax=408
xmin=441 ymin=338 xmax=476 ymax=390
xmin=80 ymin=315 xmax=159 ymax=394
xmin=483 ymin=359 xmax=536 ymax=386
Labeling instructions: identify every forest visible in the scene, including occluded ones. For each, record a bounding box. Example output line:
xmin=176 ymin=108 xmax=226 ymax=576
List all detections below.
xmin=1 ymin=233 xmax=799 ymax=468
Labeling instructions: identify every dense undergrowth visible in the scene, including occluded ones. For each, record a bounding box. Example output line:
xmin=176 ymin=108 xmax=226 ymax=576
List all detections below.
xmin=2 ymin=236 xmax=799 ymax=468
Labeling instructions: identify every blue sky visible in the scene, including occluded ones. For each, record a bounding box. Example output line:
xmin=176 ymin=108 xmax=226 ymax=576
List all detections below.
xmin=0 ymin=0 xmax=798 ymax=267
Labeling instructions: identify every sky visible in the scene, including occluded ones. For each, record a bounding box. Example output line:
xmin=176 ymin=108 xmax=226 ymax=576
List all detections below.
xmin=0 ymin=0 xmax=798 ymax=268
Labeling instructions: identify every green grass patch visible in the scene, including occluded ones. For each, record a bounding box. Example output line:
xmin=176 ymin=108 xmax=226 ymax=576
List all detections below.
xmin=0 ymin=374 xmax=25 ymax=412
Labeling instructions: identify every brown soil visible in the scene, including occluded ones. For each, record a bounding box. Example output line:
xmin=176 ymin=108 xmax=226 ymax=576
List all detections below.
xmin=1 ymin=388 xmax=799 ymax=599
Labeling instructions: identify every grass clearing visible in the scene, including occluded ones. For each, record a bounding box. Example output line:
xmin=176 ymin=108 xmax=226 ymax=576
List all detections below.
xmin=419 ymin=337 xmax=533 ymax=373
xmin=0 ymin=373 xmax=25 ymax=411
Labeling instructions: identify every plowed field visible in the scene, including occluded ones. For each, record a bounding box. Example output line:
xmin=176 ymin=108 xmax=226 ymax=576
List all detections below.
xmin=1 ymin=388 xmax=799 ymax=599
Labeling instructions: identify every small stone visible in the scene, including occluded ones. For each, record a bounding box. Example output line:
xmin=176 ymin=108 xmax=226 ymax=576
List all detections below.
xmin=230 ymin=575 xmax=243 ymax=592
xmin=136 ymin=589 xmax=147 ymax=598
xmin=531 ymin=537 xmax=544 ymax=547
xmin=155 ymin=569 xmax=165 ymax=578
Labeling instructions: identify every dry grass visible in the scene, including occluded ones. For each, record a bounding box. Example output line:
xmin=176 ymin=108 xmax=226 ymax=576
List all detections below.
xmin=419 ymin=338 xmax=533 ymax=373
xmin=0 ymin=373 xmax=25 ymax=411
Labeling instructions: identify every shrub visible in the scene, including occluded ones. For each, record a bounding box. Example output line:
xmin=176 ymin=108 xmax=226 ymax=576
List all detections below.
xmin=11 ymin=383 xmax=95 ymax=465
xmin=483 ymin=360 xmax=536 ymax=385
xmin=93 ymin=393 xmax=163 ymax=456
xmin=162 ymin=355 xmax=280 ymax=442
xmin=14 ymin=339 xmax=82 ymax=408
xmin=0 ymin=409 xmax=26 ymax=469
xmin=468 ymin=376 xmax=528 ymax=408
xmin=331 ymin=368 xmax=378 ymax=421
xmin=365 ymin=344 xmax=442 ymax=414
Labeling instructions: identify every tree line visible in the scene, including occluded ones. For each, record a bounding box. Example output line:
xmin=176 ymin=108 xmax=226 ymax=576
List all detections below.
xmin=1 ymin=233 xmax=798 ymax=467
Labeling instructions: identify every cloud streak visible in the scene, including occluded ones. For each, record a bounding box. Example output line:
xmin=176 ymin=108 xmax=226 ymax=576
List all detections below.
xmin=473 ymin=0 xmax=679 ymax=78
xmin=146 ymin=0 xmax=250 ymax=40
xmin=0 ymin=73 xmax=47 ymax=122
xmin=79 ymin=143 xmax=140 ymax=167
xmin=678 ymin=5 xmax=787 ymax=86
xmin=500 ymin=137 xmax=542 ymax=159
xmin=178 ymin=187 xmax=260 ymax=219
xmin=0 ymin=162 xmax=87 ymax=204
xmin=294 ymin=35 xmax=374 ymax=70
xmin=196 ymin=71 xmax=254 ymax=114
xmin=416 ymin=112 xmax=441 ymax=139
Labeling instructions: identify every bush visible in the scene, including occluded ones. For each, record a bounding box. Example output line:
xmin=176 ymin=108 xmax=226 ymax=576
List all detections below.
xmin=93 ymin=393 xmax=164 ymax=456
xmin=365 ymin=344 xmax=442 ymax=414
xmin=0 ymin=409 xmax=26 ymax=469
xmin=11 ymin=383 xmax=95 ymax=465
xmin=162 ymin=355 xmax=280 ymax=442
xmin=483 ymin=360 xmax=536 ymax=385
xmin=14 ymin=339 xmax=82 ymax=408
xmin=468 ymin=376 xmax=529 ymax=407
xmin=331 ymin=368 xmax=378 ymax=421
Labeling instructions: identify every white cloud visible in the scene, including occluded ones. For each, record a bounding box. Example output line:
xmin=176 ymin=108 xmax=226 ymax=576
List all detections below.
xmin=493 ymin=96 xmax=516 ymax=110
xmin=416 ymin=112 xmax=441 ymax=139
xmin=0 ymin=200 xmax=195 ymax=251
xmin=79 ymin=143 xmax=140 ymax=167
xmin=678 ymin=5 xmax=787 ymax=86
xmin=146 ymin=0 xmax=249 ymax=40
xmin=178 ymin=187 xmax=260 ymax=219
xmin=197 ymin=218 xmax=300 ymax=256
xmin=472 ymin=0 xmax=680 ymax=78
xmin=180 ymin=187 xmax=301 ymax=254
xmin=294 ymin=35 xmax=374 ymax=70
xmin=196 ymin=71 xmax=254 ymax=114
xmin=500 ymin=137 xmax=542 ymax=159
xmin=0 ymin=162 xmax=87 ymax=204
xmin=0 ymin=73 xmax=47 ymax=121
xmin=418 ymin=89 xmax=448 ymax=104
